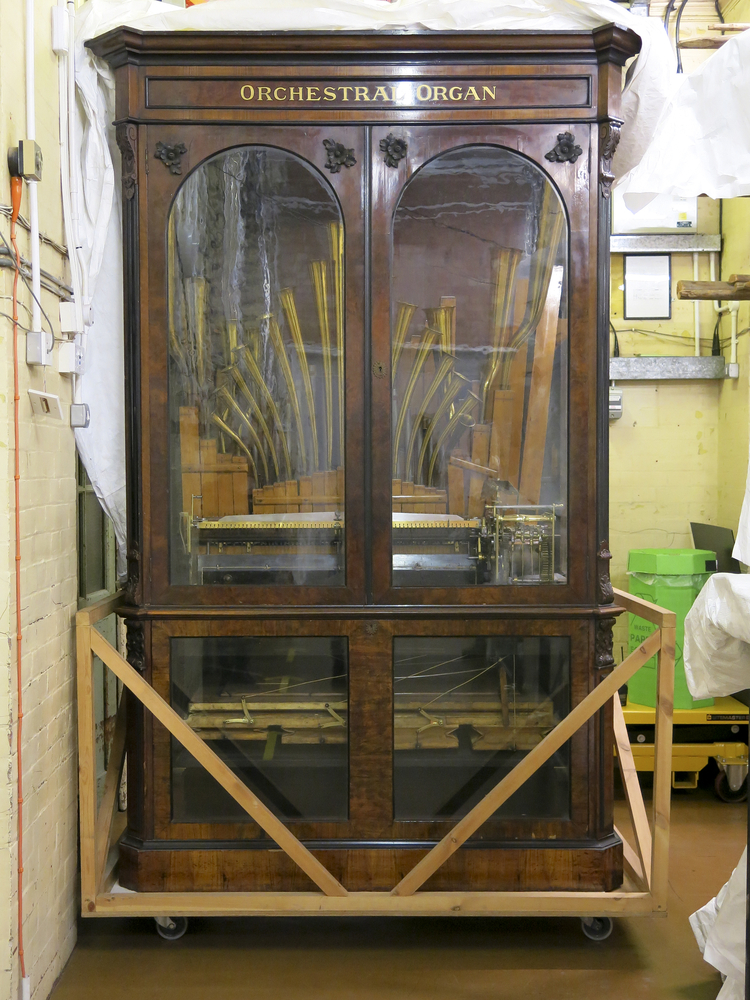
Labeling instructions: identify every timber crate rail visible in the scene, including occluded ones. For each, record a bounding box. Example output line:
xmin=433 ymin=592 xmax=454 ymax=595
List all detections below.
xmin=76 ymin=587 xmax=675 ymax=920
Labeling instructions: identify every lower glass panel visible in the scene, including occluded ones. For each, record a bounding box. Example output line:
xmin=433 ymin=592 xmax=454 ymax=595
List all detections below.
xmin=393 ymin=636 xmax=570 ymax=821
xmin=171 ymin=636 xmax=348 ymax=823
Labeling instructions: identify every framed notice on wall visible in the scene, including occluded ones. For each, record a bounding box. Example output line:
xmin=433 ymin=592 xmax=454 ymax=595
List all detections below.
xmin=623 ymin=254 xmax=672 ymax=320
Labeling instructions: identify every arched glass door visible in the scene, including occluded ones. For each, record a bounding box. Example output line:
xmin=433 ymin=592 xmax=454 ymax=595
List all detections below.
xmin=167 ymin=145 xmax=347 ymax=588
xmin=388 ymin=144 xmax=569 ymax=589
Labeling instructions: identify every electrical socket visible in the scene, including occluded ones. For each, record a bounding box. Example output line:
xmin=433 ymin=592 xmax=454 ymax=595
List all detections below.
xmin=28 ymin=390 xmax=63 ymax=420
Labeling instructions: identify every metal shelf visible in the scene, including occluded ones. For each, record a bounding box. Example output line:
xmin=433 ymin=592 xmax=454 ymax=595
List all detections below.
xmin=610 ymin=234 xmax=722 ymax=254
xmin=610 ymin=356 xmax=728 ymax=380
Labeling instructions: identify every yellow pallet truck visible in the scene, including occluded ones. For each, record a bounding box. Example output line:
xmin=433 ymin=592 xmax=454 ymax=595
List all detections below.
xmin=623 ymin=696 xmax=749 ymax=800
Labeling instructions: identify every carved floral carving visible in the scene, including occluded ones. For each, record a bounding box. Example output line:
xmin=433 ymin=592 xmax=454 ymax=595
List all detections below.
xmin=544 ymin=131 xmax=583 ymax=165
xmin=379 ymin=134 xmax=407 ymax=168
xmin=125 ymin=620 xmax=146 ymax=674
xmin=155 ymin=141 xmax=187 ymax=175
xmin=597 ymin=540 xmax=615 ymax=605
xmin=323 ymin=139 xmax=356 ymax=173
xmin=595 ymin=616 xmax=617 ymax=672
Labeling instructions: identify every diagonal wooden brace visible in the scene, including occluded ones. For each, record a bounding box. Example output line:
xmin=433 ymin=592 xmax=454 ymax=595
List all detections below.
xmin=89 ymin=629 xmax=348 ymax=898
xmin=391 ymin=630 xmax=663 ymax=896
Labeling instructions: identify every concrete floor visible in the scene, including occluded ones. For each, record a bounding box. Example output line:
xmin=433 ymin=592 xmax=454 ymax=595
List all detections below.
xmin=52 ymin=788 xmax=746 ymax=1000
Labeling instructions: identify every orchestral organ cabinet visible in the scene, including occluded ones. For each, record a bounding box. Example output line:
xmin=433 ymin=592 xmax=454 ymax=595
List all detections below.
xmin=91 ymin=25 xmax=639 ymax=892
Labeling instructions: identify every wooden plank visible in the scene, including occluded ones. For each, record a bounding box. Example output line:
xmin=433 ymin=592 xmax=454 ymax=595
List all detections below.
xmin=299 ymin=476 xmax=313 ymax=513
xmin=614 ymin=824 xmax=647 ymax=891
xmin=285 ymin=479 xmax=299 ymax=514
xmin=76 ymin=594 xmax=124 ymax=629
xmin=651 ymin=625 xmax=675 ymax=912
xmin=467 ymin=423 xmax=491 ymax=517
xmin=391 ymin=629 xmax=663 ymax=897
xmin=91 ymin=889 xmax=653 ymax=919
xmin=201 ymin=471 xmax=219 ymax=518
xmin=89 ymin=629 xmax=348 ymax=898
xmin=217 ymin=472 xmax=235 ymax=518
xmin=489 ymin=389 xmax=514 ymax=477
xmin=77 ymin=621 xmax=98 ymax=910
xmin=401 ymin=480 xmax=414 ymax=514
xmin=676 ymin=280 xmax=750 ymax=299
xmin=613 ymin=588 xmax=676 ymax=629
xmin=392 ymin=479 xmax=402 ymax=513
xmin=447 ymin=460 xmax=465 ymax=516
xmin=233 ymin=472 xmax=249 ymax=514
xmin=518 ymin=266 xmax=564 ymax=504
xmin=179 ymin=406 xmax=200 ymax=466
xmin=613 ymin=696 xmax=652 ymax=889
xmin=324 ymin=470 xmax=338 ymax=512
xmin=312 ymin=472 xmax=326 ymax=513
xmin=506 ymin=342 xmax=528 ymax=490
xmin=94 ymin=696 xmax=127 ymax=892
xmin=336 ymin=466 xmax=345 ymax=508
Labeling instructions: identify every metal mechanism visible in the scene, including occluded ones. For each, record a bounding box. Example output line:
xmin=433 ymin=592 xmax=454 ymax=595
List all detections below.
xmin=486 ymin=504 xmax=562 ymax=584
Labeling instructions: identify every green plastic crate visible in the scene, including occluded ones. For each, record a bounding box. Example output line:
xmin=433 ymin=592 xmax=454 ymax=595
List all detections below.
xmin=627 ymin=548 xmax=716 ymax=710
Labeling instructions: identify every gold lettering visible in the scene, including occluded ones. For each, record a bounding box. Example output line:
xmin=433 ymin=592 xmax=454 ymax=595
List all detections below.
xmin=482 ymin=86 xmax=496 ymax=100
xmin=416 ymin=84 xmax=432 ymax=101
xmin=339 ymin=86 xmax=353 ymax=101
xmin=323 ymin=87 xmax=336 ymax=101
xmin=464 ymin=86 xmax=480 ymax=101
xmin=432 ymin=85 xmax=448 ymax=102
xmin=373 ymin=86 xmax=391 ymax=102
xmin=449 ymin=86 xmax=463 ymax=101
xmin=306 ymin=86 xmax=321 ymax=102
xmin=273 ymin=87 xmax=287 ymax=101
xmin=240 ymin=85 xmax=254 ymax=101
xmin=257 ymin=86 xmax=271 ymax=101
xmin=289 ymin=87 xmax=303 ymax=101
xmin=390 ymin=85 xmax=399 ymax=101
xmin=355 ymin=86 xmax=370 ymax=102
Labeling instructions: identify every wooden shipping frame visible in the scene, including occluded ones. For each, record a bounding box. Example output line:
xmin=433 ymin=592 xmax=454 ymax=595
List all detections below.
xmin=76 ymin=588 xmax=675 ymax=919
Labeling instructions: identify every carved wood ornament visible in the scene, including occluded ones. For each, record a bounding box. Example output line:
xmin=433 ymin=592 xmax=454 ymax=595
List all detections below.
xmin=116 ymin=123 xmax=137 ymax=201
xmin=599 ymin=121 xmax=622 ymax=199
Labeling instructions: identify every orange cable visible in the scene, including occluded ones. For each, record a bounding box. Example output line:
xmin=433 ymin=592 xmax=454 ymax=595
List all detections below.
xmin=10 ymin=174 xmax=26 ymax=982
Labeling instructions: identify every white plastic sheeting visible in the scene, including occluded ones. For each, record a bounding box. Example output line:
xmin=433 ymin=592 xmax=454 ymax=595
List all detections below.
xmin=73 ymin=0 xmax=675 ymax=569
xmin=684 ymin=573 xmax=750 ymax=995
xmin=618 ymin=29 xmax=750 ymax=212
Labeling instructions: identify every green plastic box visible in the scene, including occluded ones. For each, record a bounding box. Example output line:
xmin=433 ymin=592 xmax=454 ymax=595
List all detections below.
xmin=627 ymin=548 xmax=717 ymax=710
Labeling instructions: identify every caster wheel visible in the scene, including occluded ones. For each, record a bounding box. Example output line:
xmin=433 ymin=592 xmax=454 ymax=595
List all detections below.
xmin=714 ymin=771 xmax=748 ymax=803
xmin=155 ymin=917 xmax=188 ymax=941
xmin=581 ymin=917 xmax=613 ymax=941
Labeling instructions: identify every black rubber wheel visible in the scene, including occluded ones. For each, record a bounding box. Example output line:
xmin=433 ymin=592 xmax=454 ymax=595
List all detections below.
xmin=581 ymin=917 xmax=613 ymax=941
xmin=714 ymin=771 xmax=748 ymax=803
xmin=155 ymin=917 xmax=188 ymax=941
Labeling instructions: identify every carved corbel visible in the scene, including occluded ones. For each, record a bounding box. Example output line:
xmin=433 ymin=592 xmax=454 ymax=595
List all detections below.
xmin=125 ymin=620 xmax=146 ymax=674
xmin=116 ymin=123 xmax=138 ymax=201
xmin=599 ymin=121 xmax=621 ymax=199
xmin=595 ymin=616 xmax=617 ymax=673
xmin=597 ymin=540 xmax=614 ymax=605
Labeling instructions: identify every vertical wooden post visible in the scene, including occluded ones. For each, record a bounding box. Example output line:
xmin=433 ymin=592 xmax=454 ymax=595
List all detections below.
xmin=76 ymin=610 xmax=98 ymax=911
xmin=650 ymin=622 xmax=675 ymax=910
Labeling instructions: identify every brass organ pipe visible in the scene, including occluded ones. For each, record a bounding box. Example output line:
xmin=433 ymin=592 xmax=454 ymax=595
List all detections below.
xmin=499 ymin=189 xmax=564 ymax=388
xmin=280 ymin=288 xmax=320 ymax=472
xmin=265 ymin=314 xmax=308 ymax=471
xmin=328 ymin=223 xmax=345 ymax=464
xmin=482 ymin=247 xmax=523 ymax=420
xmin=167 ymin=222 xmax=187 ymax=370
xmin=391 ymin=328 xmax=438 ymax=478
xmin=415 ymin=372 xmax=469 ymax=485
xmin=228 ymin=365 xmax=282 ymax=481
xmin=218 ymin=386 xmax=270 ymax=483
xmin=391 ymin=302 xmax=417 ymax=372
xmin=238 ymin=349 xmax=293 ymax=479
xmin=211 ymin=414 xmax=259 ymax=483
xmin=185 ymin=276 xmax=208 ymax=387
xmin=425 ymin=306 xmax=452 ymax=356
xmin=427 ymin=391 xmax=481 ymax=486
xmin=310 ymin=261 xmax=334 ymax=469
xmin=403 ymin=353 xmax=455 ymax=482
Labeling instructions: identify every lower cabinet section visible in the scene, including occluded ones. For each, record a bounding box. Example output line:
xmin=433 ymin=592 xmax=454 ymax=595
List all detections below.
xmin=122 ymin=613 xmax=619 ymax=893
xmin=119 ymin=837 xmax=623 ymax=893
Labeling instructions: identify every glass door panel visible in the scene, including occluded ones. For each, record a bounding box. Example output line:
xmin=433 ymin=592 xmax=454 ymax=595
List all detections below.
xmin=168 ymin=146 xmax=346 ymax=587
xmin=393 ymin=635 xmax=570 ymax=821
xmin=171 ymin=635 xmax=349 ymax=823
xmin=389 ymin=145 xmax=568 ymax=588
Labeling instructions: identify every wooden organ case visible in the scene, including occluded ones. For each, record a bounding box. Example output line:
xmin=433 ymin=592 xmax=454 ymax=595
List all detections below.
xmin=90 ymin=25 xmax=640 ymax=893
